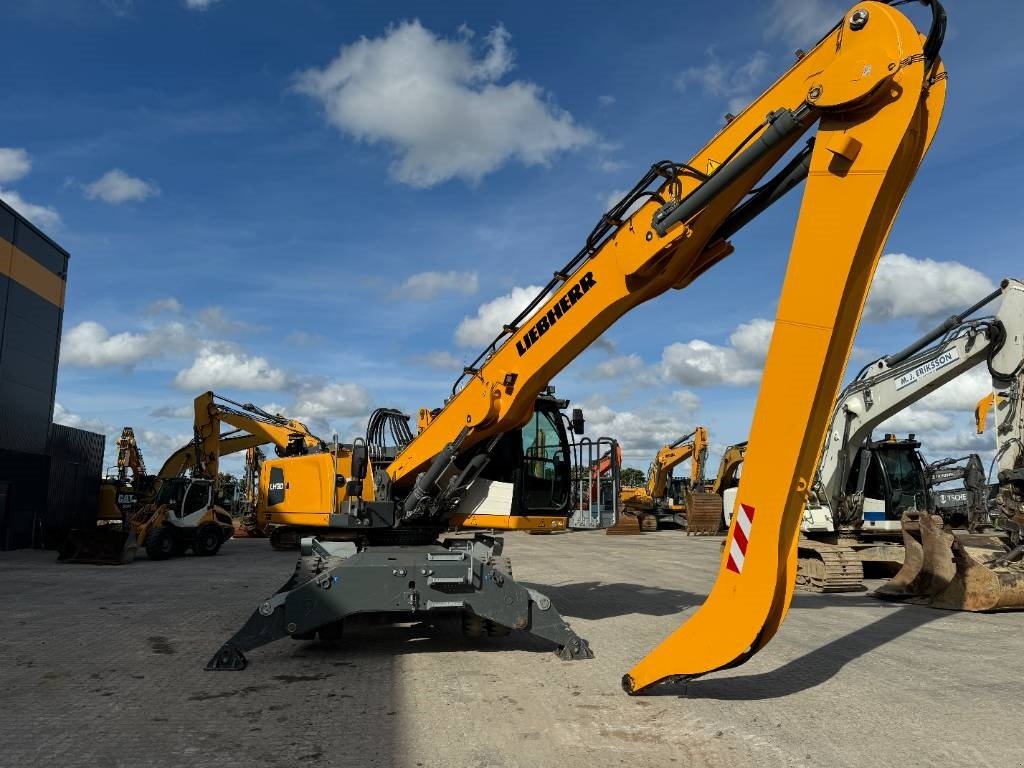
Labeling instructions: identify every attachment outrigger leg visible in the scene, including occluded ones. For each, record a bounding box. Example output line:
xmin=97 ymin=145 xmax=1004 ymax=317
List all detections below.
xmin=206 ymin=534 xmax=592 ymax=671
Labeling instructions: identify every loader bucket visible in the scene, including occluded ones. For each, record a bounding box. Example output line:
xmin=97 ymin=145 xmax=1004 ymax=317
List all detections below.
xmin=56 ymin=527 xmax=137 ymax=565
xmin=685 ymin=492 xmax=724 ymax=535
xmin=929 ymin=534 xmax=1024 ymax=612
xmin=873 ymin=512 xmax=954 ymax=600
xmin=606 ymin=511 xmax=643 ymax=535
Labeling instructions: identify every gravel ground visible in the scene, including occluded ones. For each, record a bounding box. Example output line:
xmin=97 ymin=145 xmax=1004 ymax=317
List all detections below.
xmin=0 ymin=531 xmax=1019 ymax=768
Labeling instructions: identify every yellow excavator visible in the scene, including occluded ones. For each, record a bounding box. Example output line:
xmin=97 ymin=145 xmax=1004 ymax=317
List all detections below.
xmin=208 ymin=1 xmax=950 ymax=696
xmin=619 ymin=428 xmax=708 ymax=530
xmin=58 ymin=392 xmax=327 ymax=564
xmin=683 ymin=440 xmax=749 ymax=535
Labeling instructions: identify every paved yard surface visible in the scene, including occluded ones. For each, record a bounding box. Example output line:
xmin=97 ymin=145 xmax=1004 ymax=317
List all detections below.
xmin=0 ymin=531 xmax=1019 ymax=768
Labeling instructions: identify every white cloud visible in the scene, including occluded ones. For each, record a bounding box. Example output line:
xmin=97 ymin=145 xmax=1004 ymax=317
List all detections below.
xmin=675 ymin=49 xmax=770 ymax=115
xmin=660 ymin=318 xmax=773 ymax=386
xmin=196 ymin=305 xmax=252 ymax=335
xmin=671 ymin=389 xmax=702 ymax=414
xmin=582 ymin=395 xmax=702 ymax=464
xmin=876 ymin=406 xmax=953 ymax=434
xmin=184 ymin=0 xmax=222 ymax=9
xmin=150 ymin=403 xmax=194 ymax=419
xmin=295 ymin=21 xmax=592 ymax=187
xmin=173 ymin=342 xmax=289 ymax=391
xmin=292 ymin=380 xmax=373 ymax=419
xmin=597 ymin=95 xmax=616 ymax=108
xmin=399 ymin=270 xmax=479 ymax=301
xmin=0 ymin=148 xmax=31 ymax=183
xmin=60 ymin=320 xmax=189 ymax=368
xmin=145 ymin=297 xmax=183 ymax=315
xmin=864 ymin=253 xmax=996 ymax=323
xmin=913 ymin=367 xmax=991 ymax=412
xmin=0 ymin=188 xmax=60 ymax=229
xmin=412 ymin=350 xmax=464 ymax=370
xmin=84 ymin=169 xmax=160 ymax=204
xmin=764 ymin=0 xmax=845 ymax=47
xmin=594 ymin=354 xmax=644 ymax=379
xmin=53 ymin=402 xmax=111 ymax=436
xmin=455 ymin=284 xmax=543 ymax=348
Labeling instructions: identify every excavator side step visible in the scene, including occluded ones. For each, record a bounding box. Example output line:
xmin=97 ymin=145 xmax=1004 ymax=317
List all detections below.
xmin=206 ymin=534 xmax=593 ymax=670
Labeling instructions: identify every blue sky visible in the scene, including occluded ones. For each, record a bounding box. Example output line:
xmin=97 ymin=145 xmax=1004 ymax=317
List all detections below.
xmin=3 ymin=0 xmax=1023 ymax=478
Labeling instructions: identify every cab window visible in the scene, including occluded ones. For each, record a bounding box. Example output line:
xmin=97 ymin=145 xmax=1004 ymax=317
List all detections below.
xmin=520 ymin=409 xmax=569 ymax=511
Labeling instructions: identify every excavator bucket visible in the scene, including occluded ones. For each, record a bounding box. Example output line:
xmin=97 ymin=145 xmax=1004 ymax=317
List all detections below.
xmin=606 ymin=511 xmax=643 ymax=535
xmin=56 ymin=527 xmax=138 ymax=565
xmin=873 ymin=512 xmax=954 ymax=600
xmin=685 ymin=492 xmax=724 ymax=535
xmin=930 ymin=534 xmax=1024 ymax=611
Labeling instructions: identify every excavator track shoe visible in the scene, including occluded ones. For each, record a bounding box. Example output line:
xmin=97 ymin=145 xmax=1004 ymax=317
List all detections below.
xmin=795 ymin=542 xmax=864 ymax=592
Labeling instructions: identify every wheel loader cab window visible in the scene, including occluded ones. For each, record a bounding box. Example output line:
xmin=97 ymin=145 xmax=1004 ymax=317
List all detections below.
xmin=181 ymin=482 xmax=211 ymax=518
xmin=520 ymin=409 xmax=569 ymax=512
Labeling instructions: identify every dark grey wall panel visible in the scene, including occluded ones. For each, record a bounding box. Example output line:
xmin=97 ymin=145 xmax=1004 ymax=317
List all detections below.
xmin=5 ymin=280 xmax=60 ymax=333
xmin=0 ymin=280 xmax=62 ymax=454
xmin=11 ymin=218 xmax=68 ymax=276
xmin=44 ymin=424 xmax=103 ymax=545
xmin=0 ymin=205 xmax=14 ymax=244
xmin=2 ymin=345 xmax=57 ymax=392
xmin=0 ymin=378 xmax=52 ymax=454
xmin=0 ymin=449 xmax=50 ymax=549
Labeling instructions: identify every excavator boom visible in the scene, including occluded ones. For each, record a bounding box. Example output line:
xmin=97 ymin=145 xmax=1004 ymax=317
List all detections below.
xmin=625 ymin=2 xmax=947 ymax=692
xmin=208 ymin=1 xmax=949 ymax=686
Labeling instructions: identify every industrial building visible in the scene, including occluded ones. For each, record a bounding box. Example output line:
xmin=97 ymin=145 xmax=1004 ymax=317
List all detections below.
xmin=0 ymin=197 xmax=103 ymax=549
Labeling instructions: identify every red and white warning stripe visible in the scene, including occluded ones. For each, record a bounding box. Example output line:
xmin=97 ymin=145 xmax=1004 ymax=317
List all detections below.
xmin=726 ymin=503 xmax=755 ymax=574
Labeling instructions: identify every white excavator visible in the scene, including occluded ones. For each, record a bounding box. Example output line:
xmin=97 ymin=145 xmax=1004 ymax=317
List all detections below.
xmin=724 ymin=278 xmax=1024 ymax=591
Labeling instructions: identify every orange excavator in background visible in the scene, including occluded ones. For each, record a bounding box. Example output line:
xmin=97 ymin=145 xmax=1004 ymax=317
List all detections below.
xmin=208 ymin=1 xmax=950 ymax=696
xmin=619 ymin=428 xmax=708 ymax=530
xmin=58 ymin=393 xmax=327 ymax=564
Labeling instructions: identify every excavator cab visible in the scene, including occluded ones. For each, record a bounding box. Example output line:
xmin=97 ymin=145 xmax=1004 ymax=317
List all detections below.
xmin=844 ymin=435 xmax=930 ymax=535
xmin=451 ymin=393 xmax=574 ymax=531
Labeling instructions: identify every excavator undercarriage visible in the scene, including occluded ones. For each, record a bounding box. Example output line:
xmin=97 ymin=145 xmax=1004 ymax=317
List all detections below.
xmin=207 ymin=534 xmax=592 ymax=671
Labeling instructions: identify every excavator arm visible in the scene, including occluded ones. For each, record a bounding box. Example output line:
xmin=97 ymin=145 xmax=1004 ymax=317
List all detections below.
xmin=191 ymin=391 xmax=326 ymax=482
xmin=389 ymin=2 xmax=946 ymax=532
xmin=114 ymin=427 xmax=147 ymax=482
xmin=649 ymin=431 xmax=700 ymax=498
xmin=711 ymin=442 xmax=747 ymax=495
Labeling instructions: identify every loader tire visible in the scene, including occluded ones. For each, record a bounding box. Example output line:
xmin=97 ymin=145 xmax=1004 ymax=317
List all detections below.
xmin=192 ymin=524 xmax=223 ymax=557
xmin=145 ymin=526 xmax=176 ymax=561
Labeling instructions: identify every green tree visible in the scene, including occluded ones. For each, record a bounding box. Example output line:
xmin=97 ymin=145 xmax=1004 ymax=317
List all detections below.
xmin=620 ymin=467 xmax=646 ymax=488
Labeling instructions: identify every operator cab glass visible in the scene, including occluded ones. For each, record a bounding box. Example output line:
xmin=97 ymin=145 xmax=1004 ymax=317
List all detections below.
xmin=846 ymin=441 xmax=928 ymax=519
xmin=520 ymin=404 xmax=570 ymax=512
